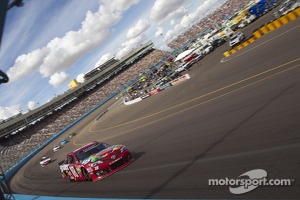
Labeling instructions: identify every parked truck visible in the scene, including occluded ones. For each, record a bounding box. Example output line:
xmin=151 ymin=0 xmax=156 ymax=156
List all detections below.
xmin=248 ymin=0 xmax=278 ymax=17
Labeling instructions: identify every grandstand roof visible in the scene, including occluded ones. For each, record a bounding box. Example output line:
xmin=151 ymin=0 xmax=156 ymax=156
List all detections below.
xmin=84 ymin=57 xmax=119 ymax=80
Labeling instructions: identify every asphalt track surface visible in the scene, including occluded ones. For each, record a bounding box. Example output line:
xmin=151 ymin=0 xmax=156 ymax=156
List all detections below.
xmin=9 ymin=14 xmax=300 ymax=199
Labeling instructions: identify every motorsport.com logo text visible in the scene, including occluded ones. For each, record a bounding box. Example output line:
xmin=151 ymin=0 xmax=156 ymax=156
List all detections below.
xmin=208 ymin=169 xmax=294 ymax=194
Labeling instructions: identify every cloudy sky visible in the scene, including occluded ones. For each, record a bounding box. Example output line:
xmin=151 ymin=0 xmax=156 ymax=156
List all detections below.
xmin=0 ymin=0 xmax=225 ymax=120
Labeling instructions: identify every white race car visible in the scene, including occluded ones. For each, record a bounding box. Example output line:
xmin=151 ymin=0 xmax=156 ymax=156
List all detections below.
xmin=53 ymin=145 xmax=62 ymax=152
xmin=40 ymin=156 xmax=51 ymax=166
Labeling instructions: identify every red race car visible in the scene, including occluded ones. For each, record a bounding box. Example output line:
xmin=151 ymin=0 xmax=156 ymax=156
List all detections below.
xmin=59 ymin=141 xmax=133 ymax=182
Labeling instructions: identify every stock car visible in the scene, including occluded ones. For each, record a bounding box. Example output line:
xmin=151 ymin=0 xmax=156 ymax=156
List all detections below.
xmin=59 ymin=141 xmax=133 ymax=182
xmin=53 ymin=145 xmax=62 ymax=152
xmin=69 ymin=132 xmax=77 ymax=138
xmin=40 ymin=156 xmax=51 ymax=167
xmin=60 ymin=139 xmax=68 ymax=145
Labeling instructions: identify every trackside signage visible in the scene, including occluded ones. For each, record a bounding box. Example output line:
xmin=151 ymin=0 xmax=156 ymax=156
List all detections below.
xmin=208 ymin=169 xmax=293 ymax=194
xmin=170 ymin=73 xmax=190 ymax=86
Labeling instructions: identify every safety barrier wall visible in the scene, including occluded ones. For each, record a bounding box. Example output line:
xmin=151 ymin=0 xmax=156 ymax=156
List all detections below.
xmin=3 ymin=43 xmax=193 ymax=181
xmin=2 ymin=62 xmax=194 ymax=200
xmin=0 ymin=17 xmax=214 ymax=200
xmin=223 ymin=8 xmax=300 ymax=58
xmin=123 ymin=97 xmax=143 ymax=105
xmin=3 ymin=93 xmax=118 ymax=181
xmin=123 ymin=73 xmax=190 ymax=106
xmin=2 ymin=56 xmax=181 ymax=199
xmin=4 ymin=9 xmax=299 ymax=199
xmin=5 ymin=9 xmax=300 ymax=180
xmin=3 ymin=44 xmax=194 ymax=181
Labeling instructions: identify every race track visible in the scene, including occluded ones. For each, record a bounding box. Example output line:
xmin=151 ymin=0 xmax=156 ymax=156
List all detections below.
xmin=9 ymin=15 xmax=300 ymax=199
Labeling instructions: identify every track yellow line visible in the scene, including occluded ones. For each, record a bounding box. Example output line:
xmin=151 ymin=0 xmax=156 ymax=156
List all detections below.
xmin=74 ymin=63 xmax=300 ymax=145
xmin=89 ymin=57 xmax=300 ymax=133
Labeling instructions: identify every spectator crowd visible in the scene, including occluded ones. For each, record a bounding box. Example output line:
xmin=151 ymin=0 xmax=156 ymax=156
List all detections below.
xmin=168 ymin=0 xmax=250 ymax=49
xmin=0 ymin=49 xmax=169 ymax=172
xmin=0 ymin=0 xmax=250 ymax=172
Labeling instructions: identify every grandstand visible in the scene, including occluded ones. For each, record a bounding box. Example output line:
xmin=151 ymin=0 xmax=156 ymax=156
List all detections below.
xmin=0 ymin=40 xmax=155 ymax=141
xmin=0 ymin=0 xmax=251 ymax=173
xmin=1 ymin=0 xmax=250 ymax=140
xmin=83 ymin=57 xmax=119 ymax=81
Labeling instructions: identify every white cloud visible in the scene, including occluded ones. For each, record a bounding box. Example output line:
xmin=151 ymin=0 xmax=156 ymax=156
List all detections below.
xmin=0 ymin=0 xmax=143 ymax=120
xmin=95 ymin=53 xmax=111 ymax=67
xmin=127 ymin=19 xmax=150 ymax=39
xmin=150 ymin=0 xmax=187 ymax=23
xmin=48 ymin=72 xmax=69 ymax=88
xmin=115 ymin=18 xmax=150 ymax=59
xmin=164 ymin=21 xmax=186 ymax=42
xmin=27 ymin=101 xmax=39 ymax=110
xmin=149 ymin=0 xmax=190 ymax=50
xmin=163 ymin=0 xmax=222 ymax=42
xmin=155 ymin=27 xmax=164 ymax=38
xmin=76 ymin=73 xmax=85 ymax=83
xmin=154 ymin=26 xmax=173 ymax=52
xmin=1 ymin=0 xmax=225 ymax=121
xmin=169 ymin=7 xmax=188 ymax=26
xmin=115 ymin=35 xmax=145 ymax=59
xmin=7 ymin=0 xmax=140 ymax=84
xmin=106 ymin=0 xmax=140 ymax=11
xmin=0 ymin=105 xmax=21 ymax=120
xmin=116 ymin=30 xmax=150 ymax=60
xmin=7 ymin=48 xmax=48 ymax=82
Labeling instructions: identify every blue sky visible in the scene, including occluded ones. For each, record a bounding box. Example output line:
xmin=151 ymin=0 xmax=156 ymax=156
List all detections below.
xmin=0 ymin=0 xmax=225 ymax=120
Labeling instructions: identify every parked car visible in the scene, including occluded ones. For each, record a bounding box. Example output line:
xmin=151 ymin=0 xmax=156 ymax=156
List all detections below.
xmin=274 ymin=0 xmax=300 ymax=17
xmin=229 ymin=32 xmax=245 ymax=47
xmin=238 ymin=20 xmax=248 ymax=28
xmin=202 ymin=44 xmax=214 ymax=54
xmin=174 ymin=62 xmax=191 ymax=73
xmin=211 ymin=37 xmax=226 ymax=48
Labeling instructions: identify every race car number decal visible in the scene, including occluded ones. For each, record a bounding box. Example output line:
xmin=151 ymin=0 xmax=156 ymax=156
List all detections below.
xmin=69 ymin=166 xmax=79 ymax=177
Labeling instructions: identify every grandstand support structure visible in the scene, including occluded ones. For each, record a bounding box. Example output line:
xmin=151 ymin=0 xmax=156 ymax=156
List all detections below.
xmin=0 ymin=166 xmax=14 ymax=200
